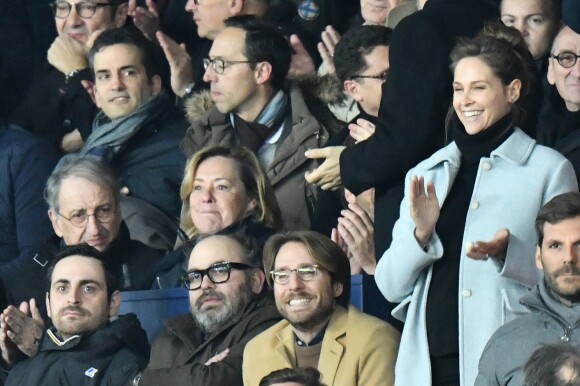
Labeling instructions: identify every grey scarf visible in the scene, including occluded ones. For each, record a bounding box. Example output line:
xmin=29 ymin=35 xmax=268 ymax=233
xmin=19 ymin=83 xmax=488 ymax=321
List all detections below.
xmin=81 ymin=93 xmax=168 ymax=162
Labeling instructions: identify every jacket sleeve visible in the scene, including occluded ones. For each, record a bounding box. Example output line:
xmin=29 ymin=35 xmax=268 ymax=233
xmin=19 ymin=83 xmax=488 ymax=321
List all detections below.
xmin=374 ymin=168 xmax=444 ymax=303
xmin=500 ymin=156 xmax=578 ymax=288
xmin=339 ymin=15 xmax=449 ymax=196
xmin=2 ymin=133 xmax=58 ymax=277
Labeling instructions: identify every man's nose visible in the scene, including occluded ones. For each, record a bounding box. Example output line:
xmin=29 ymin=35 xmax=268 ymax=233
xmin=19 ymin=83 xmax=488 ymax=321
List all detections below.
xmin=109 ymin=73 xmax=125 ymax=90
xmin=85 ymin=213 xmax=101 ymax=234
xmin=563 ymin=244 xmax=580 ymax=264
xmin=199 ymin=274 xmax=216 ymax=290
xmin=66 ymin=4 xmax=83 ymax=26
xmin=287 ymin=271 xmax=305 ymax=290
xmin=513 ymin=19 xmax=528 ymax=36
xmin=67 ymin=287 xmax=81 ymax=304
xmin=203 ymin=65 xmax=217 ymax=83
xmin=185 ymin=0 xmax=197 ymax=12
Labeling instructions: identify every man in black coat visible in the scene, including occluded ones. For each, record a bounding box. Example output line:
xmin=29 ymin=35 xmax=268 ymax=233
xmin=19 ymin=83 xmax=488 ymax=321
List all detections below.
xmin=305 ymin=0 xmax=499 ymax=256
xmin=1 ymin=244 xmax=149 ymax=386
xmin=537 ymin=25 xmax=580 ymax=180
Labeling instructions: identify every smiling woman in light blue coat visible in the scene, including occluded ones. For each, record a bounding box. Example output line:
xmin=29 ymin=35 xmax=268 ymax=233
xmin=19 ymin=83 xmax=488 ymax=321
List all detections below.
xmin=375 ymin=23 xmax=578 ymax=386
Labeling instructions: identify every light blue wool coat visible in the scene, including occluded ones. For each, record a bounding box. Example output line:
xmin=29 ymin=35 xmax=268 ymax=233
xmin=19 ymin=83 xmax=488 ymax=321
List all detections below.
xmin=375 ymin=129 xmax=578 ymax=386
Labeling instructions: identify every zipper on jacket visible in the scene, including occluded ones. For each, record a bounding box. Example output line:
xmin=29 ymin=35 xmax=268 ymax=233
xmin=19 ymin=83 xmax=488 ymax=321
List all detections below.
xmin=521 ymin=300 xmax=580 ymax=342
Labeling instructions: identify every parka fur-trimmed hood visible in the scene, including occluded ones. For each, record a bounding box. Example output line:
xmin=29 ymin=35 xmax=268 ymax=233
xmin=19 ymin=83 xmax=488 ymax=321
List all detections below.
xmin=183 ymin=74 xmax=347 ymax=131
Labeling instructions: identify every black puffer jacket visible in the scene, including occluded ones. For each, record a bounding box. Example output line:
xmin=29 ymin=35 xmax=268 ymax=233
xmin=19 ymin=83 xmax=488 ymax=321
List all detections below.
xmin=5 ymin=314 xmax=149 ymax=386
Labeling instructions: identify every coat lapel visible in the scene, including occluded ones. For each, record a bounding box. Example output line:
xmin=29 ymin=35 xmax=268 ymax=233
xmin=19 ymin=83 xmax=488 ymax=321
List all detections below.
xmin=275 ymin=326 xmax=298 ymax=368
xmin=318 ymin=306 xmax=347 ymax=385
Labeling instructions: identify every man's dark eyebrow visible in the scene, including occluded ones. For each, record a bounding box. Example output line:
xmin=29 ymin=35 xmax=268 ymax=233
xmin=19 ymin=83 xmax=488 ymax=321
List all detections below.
xmin=78 ymin=280 xmax=103 ymax=288
xmin=52 ymin=279 xmax=103 ymax=288
xmin=53 ymin=279 xmax=70 ymax=286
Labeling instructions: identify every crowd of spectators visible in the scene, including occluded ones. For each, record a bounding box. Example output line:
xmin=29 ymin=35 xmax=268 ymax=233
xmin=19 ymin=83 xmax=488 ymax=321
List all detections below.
xmin=1 ymin=0 xmax=580 ymax=385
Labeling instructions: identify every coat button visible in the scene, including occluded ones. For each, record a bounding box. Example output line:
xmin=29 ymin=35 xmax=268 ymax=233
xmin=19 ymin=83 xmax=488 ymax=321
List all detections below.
xmin=482 ymin=162 xmax=491 ymax=170
xmin=471 ymin=201 xmax=480 ymax=210
xmin=462 ymin=289 xmax=472 ymax=298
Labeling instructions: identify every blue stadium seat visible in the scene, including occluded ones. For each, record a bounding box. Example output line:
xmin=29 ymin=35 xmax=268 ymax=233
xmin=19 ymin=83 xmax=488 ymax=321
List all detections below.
xmin=119 ymin=288 xmax=189 ymax=343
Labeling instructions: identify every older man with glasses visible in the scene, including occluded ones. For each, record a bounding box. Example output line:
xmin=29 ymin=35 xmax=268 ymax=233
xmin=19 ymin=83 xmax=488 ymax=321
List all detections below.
xmin=537 ymin=24 xmax=580 ymax=182
xmin=243 ymin=231 xmax=400 ymax=386
xmin=132 ymin=233 xmax=280 ymax=386
xmin=10 ymin=0 xmax=128 ymax=154
xmin=1 ymin=157 xmax=162 ymax=363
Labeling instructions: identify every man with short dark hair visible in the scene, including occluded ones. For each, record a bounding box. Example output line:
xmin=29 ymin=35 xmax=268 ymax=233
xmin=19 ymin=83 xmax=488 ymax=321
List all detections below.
xmin=1 ymin=244 xmax=149 ymax=385
xmin=475 ymin=192 xmax=580 ymax=385
xmin=181 ymin=16 xmax=341 ymax=230
xmin=133 ymin=233 xmax=280 ymax=386
xmin=243 ymin=231 xmax=400 ymax=386
xmin=81 ymin=27 xmax=186 ymax=220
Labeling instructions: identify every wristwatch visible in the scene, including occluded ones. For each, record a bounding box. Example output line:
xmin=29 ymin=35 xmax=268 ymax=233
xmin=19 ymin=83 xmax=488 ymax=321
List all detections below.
xmin=65 ymin=68 xmax=83 ymax=84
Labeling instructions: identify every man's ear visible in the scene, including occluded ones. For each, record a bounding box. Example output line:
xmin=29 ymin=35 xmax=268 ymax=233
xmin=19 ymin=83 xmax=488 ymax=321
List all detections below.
xmin=535 ymin=245 xmax=544 ymax=271
xmin=254 ymin=62 xmax=273 ymax=85
xmin=250 ymin=269 xmax=265 ymax=295
xmin=108 ymin=290 xmax=121 ymax=317
xmin=547 ymin=58 xmax=556 ymax=86
xmin=46 ymin=292 xmax=51 ymax=319
xmin=114 ymin=3 xmax=129 ymax=28
xmin=93 ymin=84 xmax=103 ymax=109
xmin=332 ymin=280 xmax=343 ymax=298
xmin=229 ymin=0 xmax=244 ymax=16
xmin=48 ymin=210 xmax=64 ymax=238
xmin=150 ymin=75 xmax=162 ymax=95
xmin=344 ymin=80 xmax=362 ymax=102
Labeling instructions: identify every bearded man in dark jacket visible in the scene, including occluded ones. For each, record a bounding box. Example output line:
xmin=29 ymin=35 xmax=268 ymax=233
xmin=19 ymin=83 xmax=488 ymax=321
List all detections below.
xmin=2 ymin=244 xmax=149 ymax=386
xmin=132 ymin=234 xmax=281 ymax=386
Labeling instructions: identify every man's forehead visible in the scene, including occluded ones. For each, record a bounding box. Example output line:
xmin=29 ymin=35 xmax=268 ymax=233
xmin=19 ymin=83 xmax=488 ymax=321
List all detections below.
xmin=94 ymin=44 xmax=144 ymax=67
xmin=58 ymin=176 xmax=114 ymax=206
xmin=553 ymin=27 xmax=580 ymax=52
xmin=209 ymin=28 xmax=246 ymax=58
xmin=52 ymin=256 xmax=106 ymax=284
xmin=543 ymin=216 xmax=580 ymax=241
xmin=274 ymin=242 xmax=318 ymax=268
xmin=501 ymin=0 xmax=545 ymax=14
xmin=189 ymin=236 xmax=245 ymax=269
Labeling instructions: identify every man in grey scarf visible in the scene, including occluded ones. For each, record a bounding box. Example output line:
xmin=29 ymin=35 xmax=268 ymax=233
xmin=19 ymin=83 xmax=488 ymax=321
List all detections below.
xmin=82 ymin=28 xmax=186 ymax=223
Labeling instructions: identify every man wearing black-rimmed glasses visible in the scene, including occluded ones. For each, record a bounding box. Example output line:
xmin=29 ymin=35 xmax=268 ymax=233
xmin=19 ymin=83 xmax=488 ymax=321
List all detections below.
xmin=10 ymin=0 xmax=128 ymax=154
xmin=243 ymin=230 xmax=400 ymax=386
xmin=537 ymin=24 xmax=580 ymax=182
xmin=134 ymin=233 xmax=280 ymax=386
